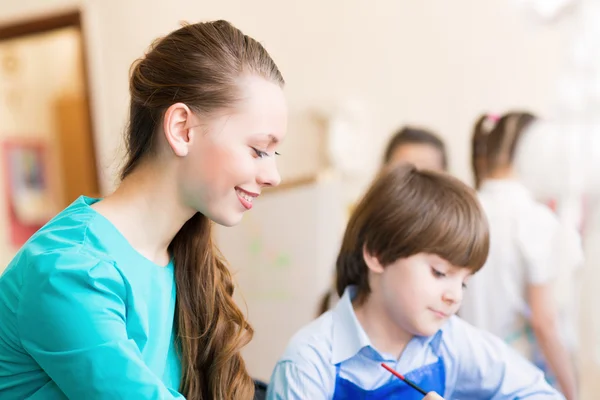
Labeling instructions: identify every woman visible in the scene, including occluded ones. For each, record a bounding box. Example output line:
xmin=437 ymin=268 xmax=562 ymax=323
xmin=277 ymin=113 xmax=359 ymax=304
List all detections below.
xmin=0 ymin=20 xmax=287 ymax=399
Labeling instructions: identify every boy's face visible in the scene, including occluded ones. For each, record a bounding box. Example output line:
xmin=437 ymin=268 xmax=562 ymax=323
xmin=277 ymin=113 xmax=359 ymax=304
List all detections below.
xmin=366 ymin=252 xmax=472 ymax=337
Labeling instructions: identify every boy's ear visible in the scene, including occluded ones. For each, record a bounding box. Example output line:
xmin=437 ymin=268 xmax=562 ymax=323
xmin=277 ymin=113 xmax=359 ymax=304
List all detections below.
xmin=363 ymin=244 xmax=385 ymax=274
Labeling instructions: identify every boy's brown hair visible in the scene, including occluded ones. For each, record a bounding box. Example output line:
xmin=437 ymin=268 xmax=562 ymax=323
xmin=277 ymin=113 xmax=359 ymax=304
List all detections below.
xmin=336 ymin=164 xmax=490 ymax=305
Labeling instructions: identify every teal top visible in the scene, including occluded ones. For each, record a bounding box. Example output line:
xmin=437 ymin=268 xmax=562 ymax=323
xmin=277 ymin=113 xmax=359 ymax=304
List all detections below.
xmin=0 ymin=196 xmax=184 ymax=399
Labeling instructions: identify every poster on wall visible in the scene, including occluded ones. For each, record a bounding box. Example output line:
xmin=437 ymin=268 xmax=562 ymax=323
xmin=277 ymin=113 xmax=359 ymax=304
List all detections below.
xmin=2 ymin=139 xmax=54 ymax=247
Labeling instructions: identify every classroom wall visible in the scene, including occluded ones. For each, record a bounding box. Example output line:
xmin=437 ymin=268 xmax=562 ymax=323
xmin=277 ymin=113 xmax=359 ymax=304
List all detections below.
xmin=1 ymin=0 xmax=574 ymax=192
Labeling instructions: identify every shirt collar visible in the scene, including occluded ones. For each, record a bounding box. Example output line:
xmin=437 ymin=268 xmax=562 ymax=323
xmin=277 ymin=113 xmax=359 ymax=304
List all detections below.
xmin=331 ymin=286 xmax=372 ymax=364
xmin=331 ymin=286 xmax=446 ymax=365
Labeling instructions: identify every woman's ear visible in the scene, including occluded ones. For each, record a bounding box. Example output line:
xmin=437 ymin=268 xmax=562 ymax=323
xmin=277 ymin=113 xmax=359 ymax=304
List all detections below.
xmin=163 ymin=102 xmax=193 ymax=157
xmin=363 ymin=244 xmax=385 ymax=274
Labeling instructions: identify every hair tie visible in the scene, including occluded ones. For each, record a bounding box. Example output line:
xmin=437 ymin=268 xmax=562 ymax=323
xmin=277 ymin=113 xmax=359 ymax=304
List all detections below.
xmin=487 ymin=113 xmax=500 ymax=123
xmin=481 ymin=113 xmax=500 ymax=134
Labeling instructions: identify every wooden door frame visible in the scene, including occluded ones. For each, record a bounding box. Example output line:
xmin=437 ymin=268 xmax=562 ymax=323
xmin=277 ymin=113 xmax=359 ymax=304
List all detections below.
xmin=0 ymin=10 xmax=100 ymax=195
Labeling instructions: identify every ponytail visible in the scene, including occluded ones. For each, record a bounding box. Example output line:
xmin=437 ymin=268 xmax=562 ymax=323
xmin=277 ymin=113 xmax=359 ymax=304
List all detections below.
xmin=472 ymin=114 xmax=496 ymax=189
xmin=471 ymin=111 xmax=536 ymax=190
xmin=170 ymin=213 xmax=254 ymax=399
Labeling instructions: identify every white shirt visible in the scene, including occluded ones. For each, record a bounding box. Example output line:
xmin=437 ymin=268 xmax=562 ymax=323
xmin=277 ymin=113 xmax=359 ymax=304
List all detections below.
xmin=460 ymin=179 xmax=583 ymax=355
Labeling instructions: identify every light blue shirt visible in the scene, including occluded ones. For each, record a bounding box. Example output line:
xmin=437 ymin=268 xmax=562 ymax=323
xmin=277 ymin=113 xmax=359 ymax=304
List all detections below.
xmin=267 ymin=286 xmax=564 ymax=399
xmin=0 ymin=196 xmax=184 ymax=399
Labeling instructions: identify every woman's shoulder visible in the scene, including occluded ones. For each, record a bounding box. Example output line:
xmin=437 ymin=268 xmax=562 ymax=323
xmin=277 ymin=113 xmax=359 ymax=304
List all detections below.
xmin=10 ymin=244 xmax=120 ymax=296
xmin=7 ymin=198 xmax=119 ymax=282
xmin=32 ymin=196 xmax=118 ymax=256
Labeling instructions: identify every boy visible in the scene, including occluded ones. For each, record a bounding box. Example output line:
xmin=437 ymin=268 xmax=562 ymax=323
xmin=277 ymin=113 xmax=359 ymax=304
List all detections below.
xmin=267 ymin=165 xmax=564 ymax=399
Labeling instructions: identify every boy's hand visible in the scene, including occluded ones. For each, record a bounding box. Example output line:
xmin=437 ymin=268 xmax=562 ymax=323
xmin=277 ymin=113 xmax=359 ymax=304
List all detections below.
xmin=423 ymin=392 xmax=444 ymax=400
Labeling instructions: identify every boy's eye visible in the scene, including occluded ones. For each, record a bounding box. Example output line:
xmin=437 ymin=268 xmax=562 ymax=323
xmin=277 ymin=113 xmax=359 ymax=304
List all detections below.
xmin=462 ymin=282 xmax=468 ymax=290
xmin=431 ymin=267 xmax=446 ymax=278
xmin=251 ymin=147 xmax=268 ymax=158
xmin=251 ymin=147 xmax=281 ymax=158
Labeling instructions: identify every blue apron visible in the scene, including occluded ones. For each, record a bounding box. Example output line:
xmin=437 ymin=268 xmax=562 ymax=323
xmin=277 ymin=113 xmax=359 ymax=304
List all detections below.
xmin=332 ymin=356 xmax=446 ymax=399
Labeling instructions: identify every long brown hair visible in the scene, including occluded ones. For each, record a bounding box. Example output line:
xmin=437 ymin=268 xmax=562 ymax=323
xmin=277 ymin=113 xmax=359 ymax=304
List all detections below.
xmin=121 ymin=20 xmax=284 ymax=399
xmin=471 ymin=111 xmax=536 ymax=189
xmin=336 ymin=164 xmax=489 ymax=305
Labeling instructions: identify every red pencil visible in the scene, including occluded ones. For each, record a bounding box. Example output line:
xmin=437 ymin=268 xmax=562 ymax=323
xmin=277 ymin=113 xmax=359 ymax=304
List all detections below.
xmin=381 ymin=363 xmax=428 ymax=396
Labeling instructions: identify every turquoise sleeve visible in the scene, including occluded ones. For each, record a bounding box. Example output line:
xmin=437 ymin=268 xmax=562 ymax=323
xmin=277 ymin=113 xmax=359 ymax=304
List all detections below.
xmin=17 ymin=252 xmax=185 ymax=400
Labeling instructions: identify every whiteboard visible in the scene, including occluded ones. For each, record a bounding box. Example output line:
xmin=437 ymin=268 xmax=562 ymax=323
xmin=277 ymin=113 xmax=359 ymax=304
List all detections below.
xmin=214 ymin=176 xmax=346 ymax=381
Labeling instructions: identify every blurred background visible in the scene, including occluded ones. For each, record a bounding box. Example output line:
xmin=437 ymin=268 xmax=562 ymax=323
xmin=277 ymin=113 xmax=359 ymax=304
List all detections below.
xmin=1 ymin=0 xmax=599 ymax=398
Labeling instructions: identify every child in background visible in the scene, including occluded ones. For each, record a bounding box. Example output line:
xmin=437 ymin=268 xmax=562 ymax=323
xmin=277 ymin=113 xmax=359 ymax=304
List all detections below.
xmin=460 ymin=112 xmax=581 ymax=400
xmin=268 ymin=164 xmax=563 ymax=399
xmin=316 ymin=126 xmax=448 ymax=315
xmin=382 ymin=125 xmax=448 ymax=171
